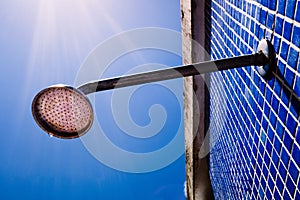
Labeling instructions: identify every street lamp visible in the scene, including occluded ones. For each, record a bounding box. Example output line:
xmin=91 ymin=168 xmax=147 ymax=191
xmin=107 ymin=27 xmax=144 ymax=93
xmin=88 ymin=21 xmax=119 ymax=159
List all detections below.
xmin=32 ymin=39 xmax=275 ymax=139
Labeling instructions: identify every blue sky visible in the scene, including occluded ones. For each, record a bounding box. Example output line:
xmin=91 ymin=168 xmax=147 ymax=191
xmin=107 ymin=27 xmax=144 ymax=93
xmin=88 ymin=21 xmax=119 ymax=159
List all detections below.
xmin=0 ymin=0 xmax=185 ymax=200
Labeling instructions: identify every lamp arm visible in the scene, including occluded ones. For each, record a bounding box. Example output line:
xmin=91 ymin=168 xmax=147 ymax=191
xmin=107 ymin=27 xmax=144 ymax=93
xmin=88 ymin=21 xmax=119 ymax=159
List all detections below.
xmin=78 ymin=52 xmax=269 ymax=95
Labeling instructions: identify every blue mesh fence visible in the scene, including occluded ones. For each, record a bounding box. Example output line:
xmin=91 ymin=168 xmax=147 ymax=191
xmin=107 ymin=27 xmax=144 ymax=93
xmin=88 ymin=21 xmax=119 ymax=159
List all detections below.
xmin=205 ymin=0 xmax=300 ymax=199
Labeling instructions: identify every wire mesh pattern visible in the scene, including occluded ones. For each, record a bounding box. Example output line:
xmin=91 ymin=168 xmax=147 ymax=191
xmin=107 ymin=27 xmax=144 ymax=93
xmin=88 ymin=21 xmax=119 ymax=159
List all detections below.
xmin=205 ymin=0 xmax=300 ymax=199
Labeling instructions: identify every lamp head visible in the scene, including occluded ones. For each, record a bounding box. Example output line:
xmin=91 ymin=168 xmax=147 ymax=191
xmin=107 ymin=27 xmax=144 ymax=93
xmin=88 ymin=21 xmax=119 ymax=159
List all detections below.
xmin=32 ymin=85 xmax=94 ymax=139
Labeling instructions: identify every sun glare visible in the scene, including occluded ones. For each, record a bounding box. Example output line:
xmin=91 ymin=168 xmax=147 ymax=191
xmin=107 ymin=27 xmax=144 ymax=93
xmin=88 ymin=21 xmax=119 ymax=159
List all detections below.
xmin=23 ymin=0 xmax=122 ymax=100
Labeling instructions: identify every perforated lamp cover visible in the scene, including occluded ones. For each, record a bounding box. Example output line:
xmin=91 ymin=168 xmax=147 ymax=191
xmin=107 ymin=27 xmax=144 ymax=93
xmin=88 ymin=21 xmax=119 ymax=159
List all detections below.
xmin=32 ymin=85 xmax=94 ymax=139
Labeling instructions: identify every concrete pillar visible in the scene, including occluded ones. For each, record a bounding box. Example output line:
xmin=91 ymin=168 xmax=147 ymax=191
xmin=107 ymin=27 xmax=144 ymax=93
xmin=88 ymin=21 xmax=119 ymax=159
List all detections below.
xmin=181 ymin=0 xmax=214 ymax=199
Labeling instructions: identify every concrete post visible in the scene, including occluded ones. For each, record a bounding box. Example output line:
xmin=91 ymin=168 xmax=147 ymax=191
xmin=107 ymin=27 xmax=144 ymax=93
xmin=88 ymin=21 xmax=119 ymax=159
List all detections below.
xmin=181 ymin=0 xmax=214 ymax=199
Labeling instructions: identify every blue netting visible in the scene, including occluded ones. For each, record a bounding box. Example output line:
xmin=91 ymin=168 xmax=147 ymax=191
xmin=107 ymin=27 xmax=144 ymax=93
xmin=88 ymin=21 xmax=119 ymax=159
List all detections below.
xmin=206 ymin=0 xmax=300 ymax=199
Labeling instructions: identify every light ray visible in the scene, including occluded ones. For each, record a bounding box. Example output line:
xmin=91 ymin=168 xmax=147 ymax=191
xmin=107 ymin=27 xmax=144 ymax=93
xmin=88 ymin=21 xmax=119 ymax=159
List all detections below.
xmin=21 ymin=0 xmax=121 ymax=115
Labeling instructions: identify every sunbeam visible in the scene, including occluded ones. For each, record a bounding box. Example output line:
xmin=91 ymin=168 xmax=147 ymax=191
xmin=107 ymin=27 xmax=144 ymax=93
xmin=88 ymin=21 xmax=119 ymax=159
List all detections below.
xmin=0 ymin=1 xmax=184 ymax=199
xmin=21 ymin=0 xmax=123 ymax=116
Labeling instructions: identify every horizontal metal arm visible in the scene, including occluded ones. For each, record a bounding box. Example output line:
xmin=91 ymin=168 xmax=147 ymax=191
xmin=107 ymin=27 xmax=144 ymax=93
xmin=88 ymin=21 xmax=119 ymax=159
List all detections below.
xmin=78 ymin=52 xmax=269 ymax=95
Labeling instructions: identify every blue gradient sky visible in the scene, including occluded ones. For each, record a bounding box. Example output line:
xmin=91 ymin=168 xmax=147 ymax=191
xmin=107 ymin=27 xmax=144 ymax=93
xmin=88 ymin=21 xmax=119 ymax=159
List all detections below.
xmin=0 ymin=0 xmax=185 ymax=199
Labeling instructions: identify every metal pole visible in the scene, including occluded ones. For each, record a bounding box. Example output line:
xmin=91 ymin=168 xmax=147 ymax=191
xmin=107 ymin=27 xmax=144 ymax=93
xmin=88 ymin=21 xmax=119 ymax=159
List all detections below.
xmin=78 ymin=52 xmax=269 ymax=95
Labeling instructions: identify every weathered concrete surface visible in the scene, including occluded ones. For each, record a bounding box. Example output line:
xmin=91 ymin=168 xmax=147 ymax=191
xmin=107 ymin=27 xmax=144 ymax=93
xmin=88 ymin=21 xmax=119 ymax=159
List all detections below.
xmin=181 ymin=0 xmax=194 ymax=199
xmin=181 ymin=0 xmax=214 ymax=199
